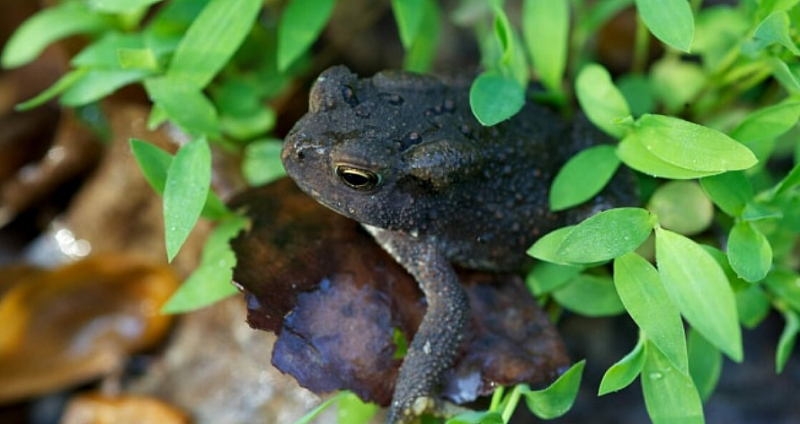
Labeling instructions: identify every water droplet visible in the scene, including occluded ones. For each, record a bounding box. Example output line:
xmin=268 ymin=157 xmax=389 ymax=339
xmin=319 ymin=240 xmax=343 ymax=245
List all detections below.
xmin=648 ymin=372 xmax=663 ymax=381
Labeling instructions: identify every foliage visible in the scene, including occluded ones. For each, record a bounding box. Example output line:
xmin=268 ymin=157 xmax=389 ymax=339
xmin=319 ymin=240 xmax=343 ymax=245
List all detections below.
xmin=4 ymin=0 xmax=800 ymax=423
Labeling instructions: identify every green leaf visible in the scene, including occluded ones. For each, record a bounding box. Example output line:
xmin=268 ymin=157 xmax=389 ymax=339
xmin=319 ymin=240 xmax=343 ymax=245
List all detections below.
xmin=118 ymin=48 xmax=159 ymax=70
xmin=649 ymin=58 xmax=706 ymax=114
xmin=647 ymin=181 xmax=713 ymax=236
xmin=336 ymin=392 xmax=379 ymax=424
xmin=776 ymin=310 xmax=800 ymax=373
xmin=145 ymin=76 xmax=220 ymax=137
xmin=522 ymin=360 xmax=585 ymax=419
xmin=618 ymin=133 xmax=719 ymax=179
xmin=492 ymin=5 xmax=515 ymax=65
xmin=61 ymin=69 xmax=153 ymax=106
xmin=555 ymin=208 xmax=655 ymax=264
xmin=598 ymin=336 xmax=645 ymax=395
xmin=392 ymin=0 xmax=424 ymax=48
xmin=575 ymin=64 xmax=631 ymax=138
xmin=764 ymin=268 xmax=800 ymax=312
xmin=553 ymin=274 xmax=625 ymax=317
xmin=752 ymin=11 xmax=800 ymax=55
xmin=161 ymin=215 xmax=246 ymax=313
xmin=130 ymin=138 xmax=173 ymax=194
xmin=687 ymin=328 xmax=722 ymax=401
xmin=72 ymin=32 xmax=147 ymax=69
xmin=242 ymin=139 xmax=287 ymax=186
xmin=523 ymin=0 xmax=569 ymax=96
xmin=550 ymin=145 xmax=620 ymax=211
xmin=769 ymin=162 xmax=800 ymax=199
xmin=614 ymin=253 xmax=688 ymax=373
xmin=402 ymin=0 xmax=440 ymax=72
xmin=167 ymin=0 xmax=262 ymax=88
xmin=641 ymin=342 xmax=705 ymax=424
xmin=635 ymin=0 xmax=694 ymax=53
xmin=655 ymin=227 xmax=743 ymax=362
xmin=730 ymin=100 xmax=800 ymax=146
xmin=277 ymin=0 xmax=336 ymax=71
xmin=735 ymin=284 xmax=771 ymax=328
xmin=699 ymin=171 xmax=753 ymax=217
xmin=525 ymin=262 xmax=582 ymax=295
xmin=88 ymin=0 xmax=164 ymax=14
xmin=469 ymin=71 xmax=525 ymax=126
xmin=291 ymin=392 xmax=348 ymax=424
xmin=768 ymin=57 xmax=800 ymax=95
xmin=1 ymin=1 xmax=112 ymax=68
xmin=15 ymin=68 xmax=88 ymax=111
xmin=634 ymin=114 xmax=758 ymax=172
xmin=163 ymin=138 xmax=212 ymax=262
xmin=728 ymin=221 xmax=773 ymax=283
xmin=527 ymin=226 xmax=575 ymax=264
xmin=446 ymin=411 xmax=503 ymax=424
xmin=617 ymin=74 xmax=655 ymax=116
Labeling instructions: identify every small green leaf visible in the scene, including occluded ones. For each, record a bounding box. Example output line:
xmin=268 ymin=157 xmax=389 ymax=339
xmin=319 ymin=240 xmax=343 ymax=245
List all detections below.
xmin=614 ymin=253 xmax=688 ymax=373
xmin=730 ymin=100 xmax=800 ymax=146
xmin=161 ymin=215 xmax=246 ymax=313
xmin=655 ymin=227 xmax=743 ymax=362
xmin=163 ymin=138 xmax=212 ymax=262
xmin=752 ymin=11 xmax=800 ymax=55
xmin=728 ymin=221 xmax=772 ymax=283
xmin=647 ymin=181 xmax=713 ymax=236
xmin=764 ymin=268 xmax=800 ymax=312
xmin=118 ymin=48 xmax=159 ymax=70
xmin=492 ymin=5 xmax=515 ymax=65
xmin=635 ymin=0 xmax=694 ymax=52
xmin=687 ymin=328 xmax=722 ymax=401
xmin=575 ymin=64 xmax=631 ymax=138
xmin=649 ymin=58 xmax=706 ymax=114
xmin=392 ymin=0 xmax=424 ymax=49
xmin=469 ymin=71 xmax=525 ymax=126
xmin=88 ymin=0 xmax=163 ymax=13
xmin=522 ymin=360 xmax=585 ymax=419
xmin=527 ymin=226 xmax=575 ymax=264
xmin=523 ymin=0 xmax=569 ymax=96
xmin=617 ymin=74 xmax=655 ymax=116
xmin=61 ymin=69 xmax=153 ymax=106
xmin=776 ymin=310 xmax=800 ymax=373
xmin=336 ymin=392 xmax=379 ymax=424
xmin=735 ymin=284 xmax=771 ymax=328
xmin=641 ymin=342 xmax=705 ymax=424
xmin=291 ymin=392 xmax=348 ymax=424
xmin=145 ymin=76 xmax=220 ymax=137
xmin=526 ymin=262 xmax=582 ymax=295
xmin=72 ymin=32 xmax=147 ymax=69
xmin=402 ymin=0 xmax=440 ymax=72
xmin=550 ymin=145 xmax=620 ymax=211
xmin=555 ymin=208 xmax=655 ymax=264
xmin=277 ymin=0 xmax=336 ymax=71
xmin=15 ymin=68 xmax=89 ymax=111
xmin=618 ymin=133 xmax=718 ymax=179
xmin=446 ymin=411 xmax=503 ymax=424
xmin=598 ymin=336 xmax=645 ymax=395
xmin=700 ymin=171 xmax=753 ymax=217
xmin=769 ymin=57 xmax=800 ymax=95
xmin=769 ymin=162 xmax=800 ymax=199
xmin=553 ymin=274 xmax=625 ymax=317
xmin=242 ymin=139 xmax=286 ymax=186
xmin=130 ymin=138 xmax=173 ymax=194
xmin=167 ymin=0 xmax=261 ymax=88
xmin=635 ymin=114 xmax=758 ymax=172
xmin=1 ymin=1 xmax=111 ymax=68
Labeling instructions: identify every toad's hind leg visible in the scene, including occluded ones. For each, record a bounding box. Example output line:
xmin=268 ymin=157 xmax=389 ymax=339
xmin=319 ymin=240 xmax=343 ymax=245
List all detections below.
xmin=364 ymin=226 xmax=470 ymax=424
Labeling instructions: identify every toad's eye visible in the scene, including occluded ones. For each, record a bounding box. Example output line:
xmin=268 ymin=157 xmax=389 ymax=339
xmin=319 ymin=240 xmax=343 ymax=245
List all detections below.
xmin=335 ymin=166 xmax=382 ymax=191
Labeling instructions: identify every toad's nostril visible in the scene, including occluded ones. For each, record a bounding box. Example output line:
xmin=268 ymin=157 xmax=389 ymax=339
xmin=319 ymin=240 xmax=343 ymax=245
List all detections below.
xmin=297 ymin=150 xmax=305 ymax=160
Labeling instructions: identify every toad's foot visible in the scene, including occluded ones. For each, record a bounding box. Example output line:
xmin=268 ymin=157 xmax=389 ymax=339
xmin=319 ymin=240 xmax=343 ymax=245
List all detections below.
xmin=364 ymin=226 xmax=470 ymax=424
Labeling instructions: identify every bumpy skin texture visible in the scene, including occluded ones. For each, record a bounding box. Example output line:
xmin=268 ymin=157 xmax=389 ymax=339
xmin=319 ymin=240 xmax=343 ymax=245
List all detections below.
xmin=282 ymin=66 xmax=632 ymax=423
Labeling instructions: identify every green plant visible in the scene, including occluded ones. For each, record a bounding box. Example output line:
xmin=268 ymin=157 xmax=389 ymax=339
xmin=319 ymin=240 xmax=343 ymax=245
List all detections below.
xmin=4 ymin=0 xmax=800 ymax=423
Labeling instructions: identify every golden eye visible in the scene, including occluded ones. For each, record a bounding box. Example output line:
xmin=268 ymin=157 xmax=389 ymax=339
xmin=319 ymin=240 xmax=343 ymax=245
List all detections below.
xmin=335 ymin=166 xmax=382 ymax=191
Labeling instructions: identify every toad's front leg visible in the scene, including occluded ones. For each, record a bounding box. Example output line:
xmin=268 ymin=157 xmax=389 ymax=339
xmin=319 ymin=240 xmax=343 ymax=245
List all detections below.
xmin=365 ymin=226 xmax=470 ymax=424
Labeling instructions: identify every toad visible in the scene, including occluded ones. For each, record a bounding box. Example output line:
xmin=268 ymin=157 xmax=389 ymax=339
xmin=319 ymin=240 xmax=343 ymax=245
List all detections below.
xmin=281 ymin=66 xmax=634 ymax=423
